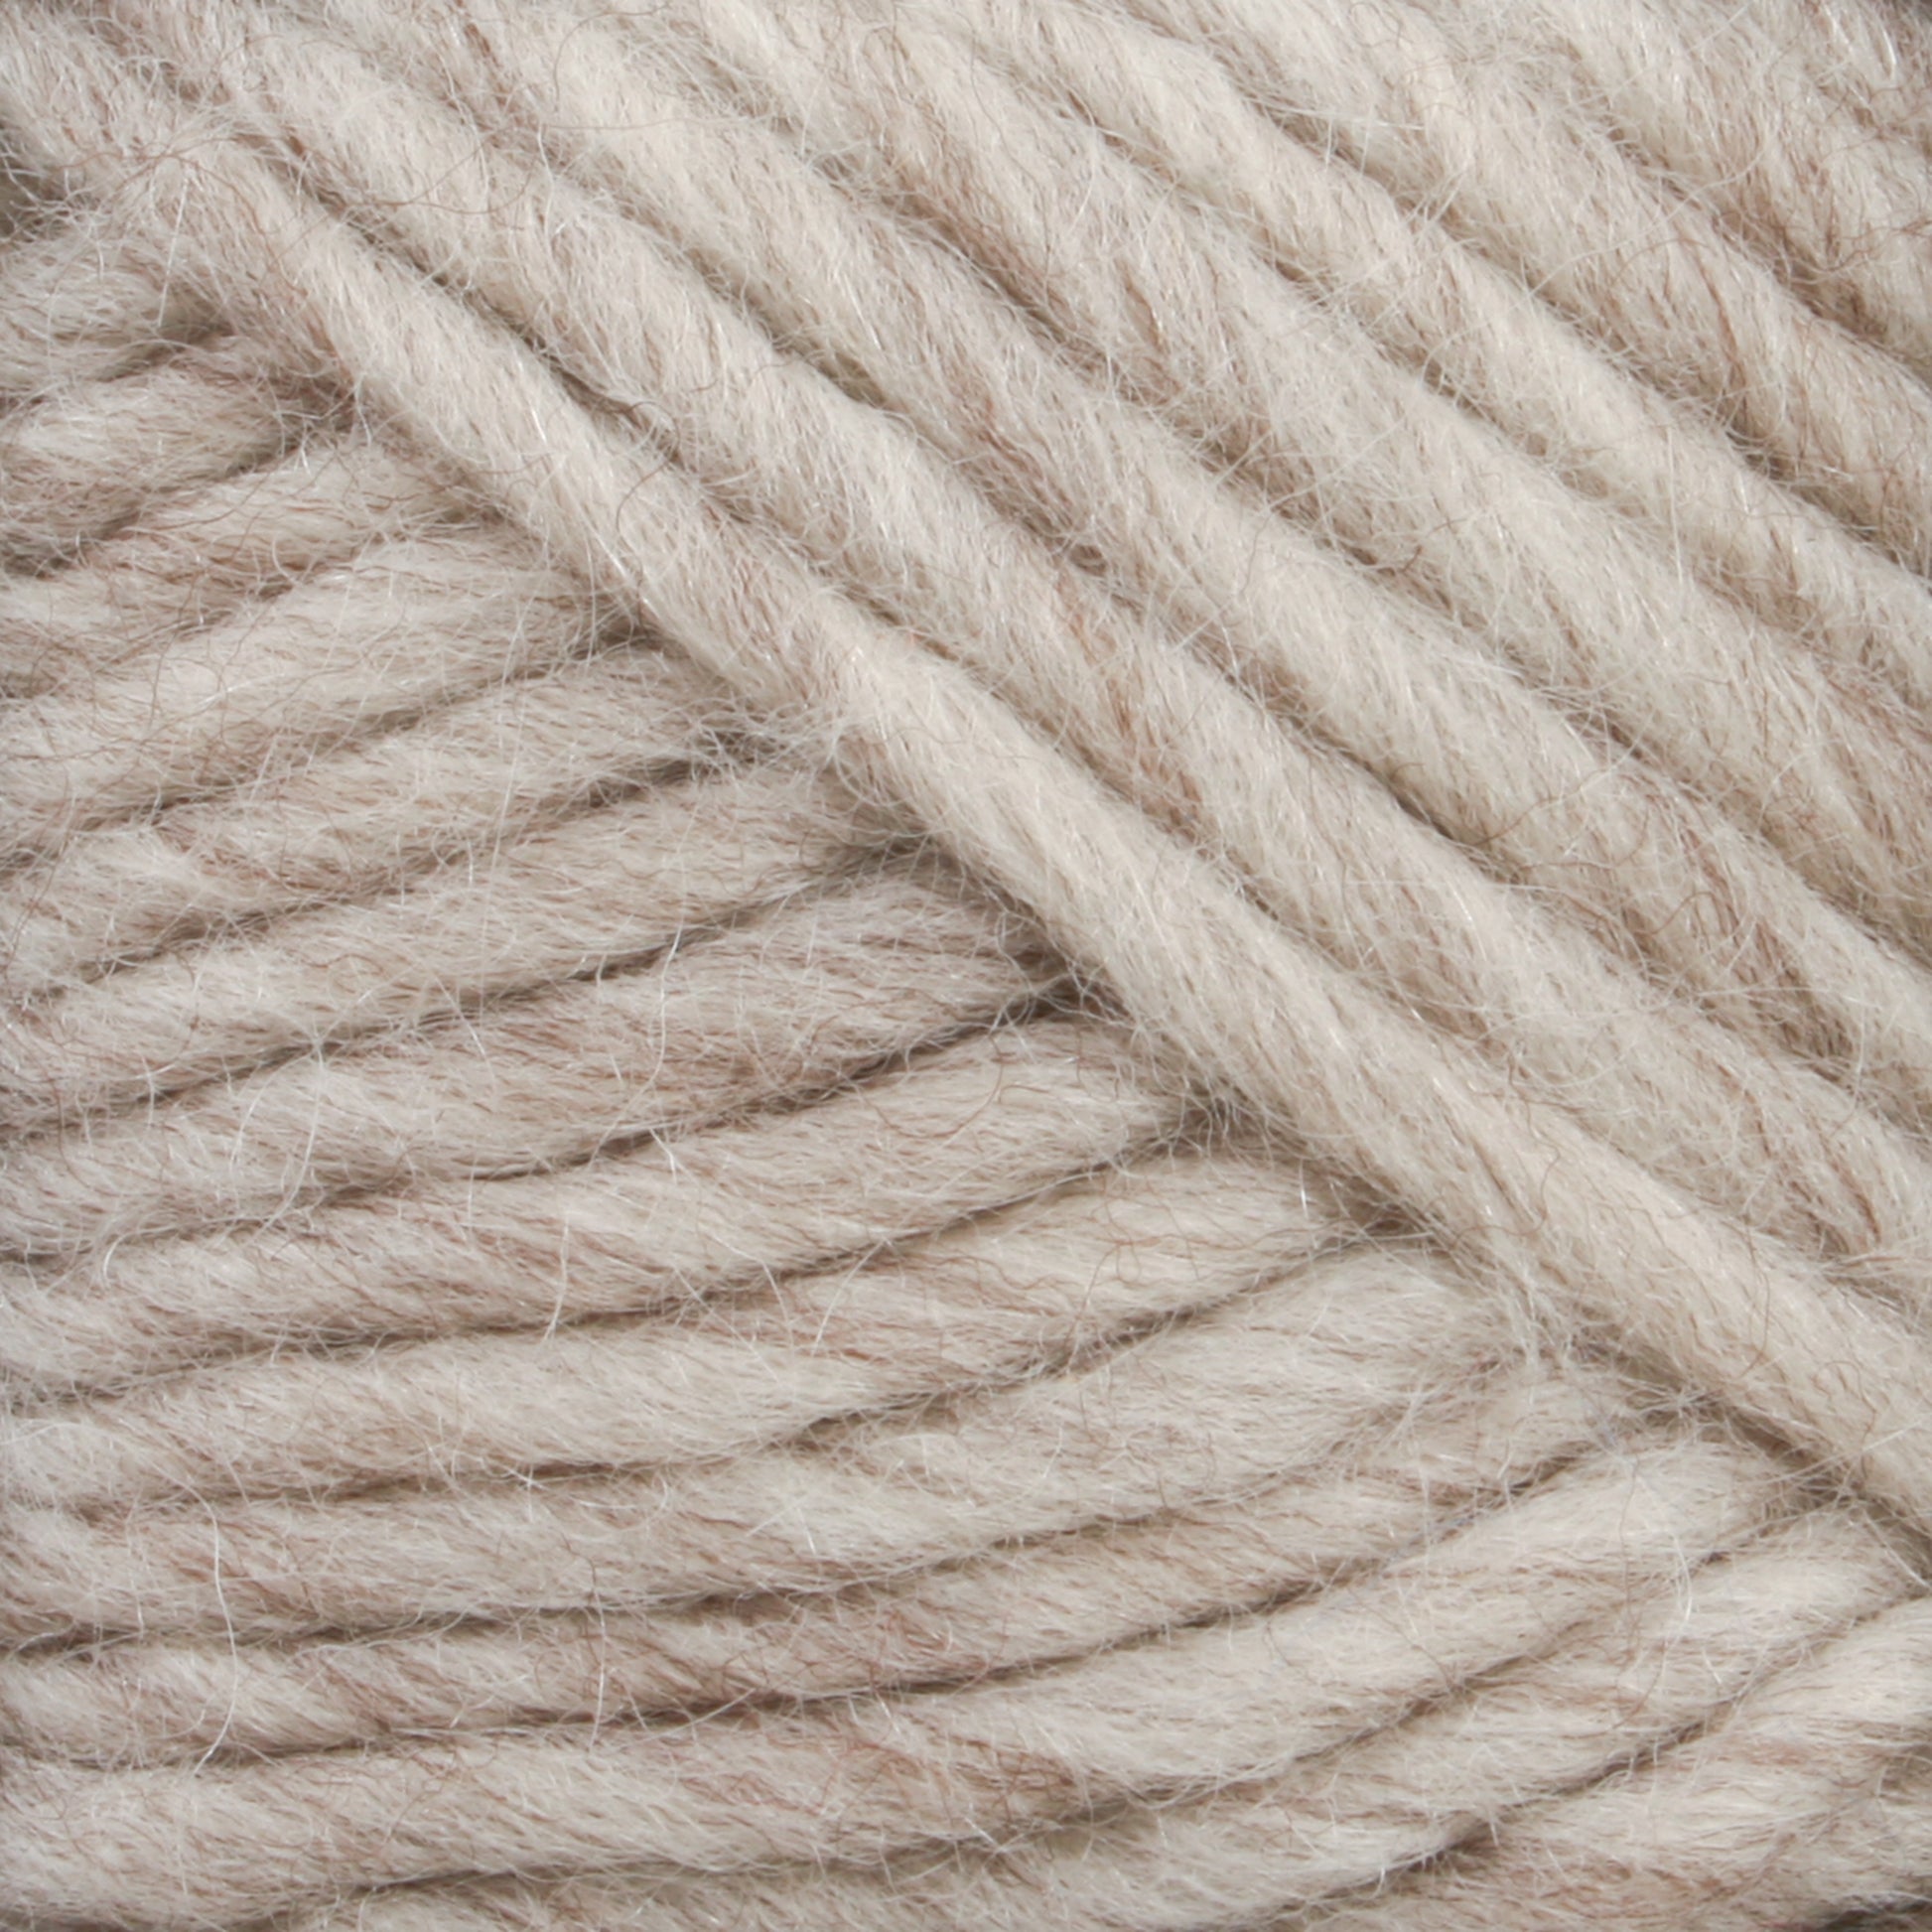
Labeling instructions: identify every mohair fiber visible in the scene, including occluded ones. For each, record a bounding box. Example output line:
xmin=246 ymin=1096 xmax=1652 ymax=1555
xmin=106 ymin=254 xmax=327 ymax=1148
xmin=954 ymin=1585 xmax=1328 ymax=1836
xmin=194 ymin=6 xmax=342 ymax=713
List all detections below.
xmin=3 ymin=0 xmax=1932 ymax=1925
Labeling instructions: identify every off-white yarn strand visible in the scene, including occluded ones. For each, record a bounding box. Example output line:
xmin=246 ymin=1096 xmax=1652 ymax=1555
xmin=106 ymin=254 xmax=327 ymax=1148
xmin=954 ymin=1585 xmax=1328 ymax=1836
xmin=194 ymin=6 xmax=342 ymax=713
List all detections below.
xmin=5 ymin=4 xmax=1932 ymax=1925
xmin=10 ymin=3 xmax=1932 ymax=1534
xmin=321 ymin=0 xmax=1932 ymax=1146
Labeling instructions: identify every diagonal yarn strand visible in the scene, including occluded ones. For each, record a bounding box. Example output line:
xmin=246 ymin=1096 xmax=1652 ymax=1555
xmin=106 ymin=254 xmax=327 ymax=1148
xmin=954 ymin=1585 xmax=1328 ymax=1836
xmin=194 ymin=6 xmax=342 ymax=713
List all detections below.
xmin=4 ymin=2 xmax=1929 ymax=1923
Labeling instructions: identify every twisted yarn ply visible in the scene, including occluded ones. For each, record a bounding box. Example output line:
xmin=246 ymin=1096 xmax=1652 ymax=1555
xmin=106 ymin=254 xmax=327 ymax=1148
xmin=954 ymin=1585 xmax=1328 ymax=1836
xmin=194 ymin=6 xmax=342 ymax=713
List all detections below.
xmin=3 ymin=1 xmax=1932 ymax=1925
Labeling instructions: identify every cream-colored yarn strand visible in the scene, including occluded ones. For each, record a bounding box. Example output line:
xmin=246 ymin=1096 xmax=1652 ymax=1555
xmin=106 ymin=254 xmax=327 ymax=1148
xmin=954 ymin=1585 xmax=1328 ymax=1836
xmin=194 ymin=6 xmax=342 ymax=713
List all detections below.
xmin=3 ymin=0 xmax=1931 ymax=1926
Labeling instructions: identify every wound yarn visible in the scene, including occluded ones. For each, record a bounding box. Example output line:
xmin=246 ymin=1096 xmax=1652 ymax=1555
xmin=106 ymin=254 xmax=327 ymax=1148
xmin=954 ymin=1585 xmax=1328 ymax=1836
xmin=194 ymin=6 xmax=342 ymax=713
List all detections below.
xmin=2 ymin=1 xmax=1930 ymax=1926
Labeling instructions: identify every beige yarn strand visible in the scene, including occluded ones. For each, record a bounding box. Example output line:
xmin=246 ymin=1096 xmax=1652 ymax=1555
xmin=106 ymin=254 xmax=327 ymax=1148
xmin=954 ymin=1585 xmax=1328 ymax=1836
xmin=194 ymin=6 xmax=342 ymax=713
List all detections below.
xmin=1126 ymin=0 xmax=1932 ymax=575
xmin=0 ymin=1013 xmax=1176 ymax=1394
xmin=634 ymin=0 xmax=1932 ymax=951
xmin=0 ymin=1365 xmax=1604 ymax=1764
xmin=6 ymin=3 xmax=1932 ymax=1924
xmin=316 ymin=0 xmax=1932 ymax=1146
xmin=0 ymin=1438 xmax=1783 ymax=1925
xmin=0 ymin=426 xmax=462 ymax=697
xmin=0 ymin=642 xmax=732 ymax=989
xmin=255 ymin=1504 xmax=1917 ymax=1932
xmin=14 ymin=2 xmax=1932 ymax=1530
xmin=0 ymin=331 xmax=301 ymax=564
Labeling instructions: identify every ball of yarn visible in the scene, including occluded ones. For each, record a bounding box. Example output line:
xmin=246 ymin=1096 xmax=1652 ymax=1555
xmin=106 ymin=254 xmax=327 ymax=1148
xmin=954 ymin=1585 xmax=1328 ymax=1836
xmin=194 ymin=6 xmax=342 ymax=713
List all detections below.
xmin=3 ymin=1 xmax=1931 ymax=1925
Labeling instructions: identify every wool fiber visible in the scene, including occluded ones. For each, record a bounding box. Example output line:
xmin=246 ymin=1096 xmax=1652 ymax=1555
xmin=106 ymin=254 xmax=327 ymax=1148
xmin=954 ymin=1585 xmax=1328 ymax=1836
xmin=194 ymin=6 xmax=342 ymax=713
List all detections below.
xmin=4 ymin=1 xmax=1932 ymax=1925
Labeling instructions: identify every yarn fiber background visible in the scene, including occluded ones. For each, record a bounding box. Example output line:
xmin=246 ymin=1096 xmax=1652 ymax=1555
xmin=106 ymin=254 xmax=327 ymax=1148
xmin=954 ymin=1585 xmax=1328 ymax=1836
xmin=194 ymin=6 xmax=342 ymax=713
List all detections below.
xmin=3 ymin=0 xmax=1932 ymax=1923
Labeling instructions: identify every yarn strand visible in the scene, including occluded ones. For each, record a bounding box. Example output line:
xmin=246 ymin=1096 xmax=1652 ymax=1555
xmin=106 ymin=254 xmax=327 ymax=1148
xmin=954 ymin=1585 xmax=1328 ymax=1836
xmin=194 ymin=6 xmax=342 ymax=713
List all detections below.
xmin=5 ymin=3 xmax=1930 ymax=1922
xmin=313 ymin=0 xmax=1932 ymax=1149
xmin=8 ymin=0 xmax=1932 ymax=1540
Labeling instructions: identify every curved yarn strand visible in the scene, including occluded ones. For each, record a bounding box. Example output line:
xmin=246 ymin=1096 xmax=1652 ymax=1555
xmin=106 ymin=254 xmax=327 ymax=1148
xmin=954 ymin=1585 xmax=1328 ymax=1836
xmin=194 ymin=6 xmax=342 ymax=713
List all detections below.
xmin=0 ymin=1438 xmax=1783 ymax=1925
xmin=0 ymin=1365 xmax=1608 ymax=1765
xmin=0 ymin=1013 xmax=1180 ymax=1395
xmin=7 ymin=2 xmax=1932 ymax=1537
xmin=3 ymin=0 xmax=1930 ymax=1330
xmin=250 ymin=1504 xmax=1915 ymax=1932
xmin=5 ymin=5 xmax=1931 ymax=1924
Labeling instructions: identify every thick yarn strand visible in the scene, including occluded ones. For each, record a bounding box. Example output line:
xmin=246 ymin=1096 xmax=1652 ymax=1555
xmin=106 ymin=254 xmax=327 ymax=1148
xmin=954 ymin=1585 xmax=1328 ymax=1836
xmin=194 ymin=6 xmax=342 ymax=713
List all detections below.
xmin=7 ymin=8 xmax=1932 ymax=1925
xmin=9 ymin=9 xmax=1932 ymax=1530
xmin=345 ymin=0 xmax=1932 ymax=1142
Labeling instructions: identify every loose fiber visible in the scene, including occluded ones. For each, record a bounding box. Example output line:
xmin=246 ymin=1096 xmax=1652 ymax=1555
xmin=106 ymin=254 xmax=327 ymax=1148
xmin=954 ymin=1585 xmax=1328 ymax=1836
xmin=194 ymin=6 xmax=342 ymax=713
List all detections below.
xmin=3 ymin=1 xmax=1931 ymax=1925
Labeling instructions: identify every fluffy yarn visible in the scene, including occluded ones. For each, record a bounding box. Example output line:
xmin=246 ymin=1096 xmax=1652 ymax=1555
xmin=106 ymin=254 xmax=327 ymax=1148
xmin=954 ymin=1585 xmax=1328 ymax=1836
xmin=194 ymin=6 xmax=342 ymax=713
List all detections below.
xmin=2 ymin=1 xmax=1931 ymax=1926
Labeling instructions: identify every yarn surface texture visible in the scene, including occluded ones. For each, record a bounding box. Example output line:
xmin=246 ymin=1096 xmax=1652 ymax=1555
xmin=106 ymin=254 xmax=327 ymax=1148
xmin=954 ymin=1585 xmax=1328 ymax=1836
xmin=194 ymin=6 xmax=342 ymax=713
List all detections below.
xmin=3 ymin=0 xmax=1932 ymax=1926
